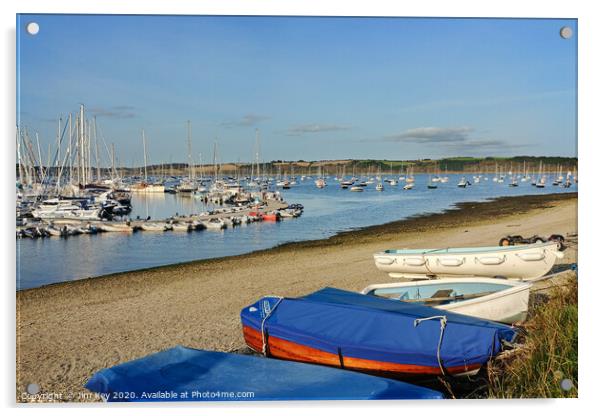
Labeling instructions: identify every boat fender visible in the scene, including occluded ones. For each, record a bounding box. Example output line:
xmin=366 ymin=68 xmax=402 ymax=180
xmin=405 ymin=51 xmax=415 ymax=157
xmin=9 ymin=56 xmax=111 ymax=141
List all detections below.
xmin=404 ymin=257 xmax=426 ymax=267
xmin=516 ymin=252 xmax=545 ymax=262
xmin=437 ymin=257 xmax=465 ymax=267
xmin=475 ymin=255 xmax=506 ymax=265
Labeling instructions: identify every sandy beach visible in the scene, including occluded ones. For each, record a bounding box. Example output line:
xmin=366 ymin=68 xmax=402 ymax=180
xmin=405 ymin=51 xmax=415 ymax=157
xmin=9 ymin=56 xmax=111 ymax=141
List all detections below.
xmin=16 ymin=192 xmax=577 ymax=402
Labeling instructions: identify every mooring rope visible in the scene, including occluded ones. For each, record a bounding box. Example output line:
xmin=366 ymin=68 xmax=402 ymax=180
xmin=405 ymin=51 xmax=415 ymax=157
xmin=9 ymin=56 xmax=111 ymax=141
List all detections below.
xmin=414 ymin=315 xmax=448 ymax=376
xmin=261 ymin=297 xmax=284 ymax=356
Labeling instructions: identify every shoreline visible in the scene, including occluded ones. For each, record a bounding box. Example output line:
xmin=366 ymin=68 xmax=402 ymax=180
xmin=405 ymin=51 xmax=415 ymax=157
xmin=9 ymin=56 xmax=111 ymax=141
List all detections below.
xmin=18 ymin=191 xmax=577 ymax=294
xmin=16 ymin=192 xmax=577 ymax=402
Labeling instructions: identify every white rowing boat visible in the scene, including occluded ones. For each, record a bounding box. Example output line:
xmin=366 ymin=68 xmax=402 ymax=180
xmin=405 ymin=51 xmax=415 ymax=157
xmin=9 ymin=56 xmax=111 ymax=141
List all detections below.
xmin=373 ymin=241 xmax=563 ymax=280
xmin=361 ymin=278 xmax=532 ymax=324
xmin=140 ymin=222 xmax=170 ymax=232
xmin=171 ymin=222 xmax=192 ymax=232
xmin=98 ymin=223 xmax=134 ymax=233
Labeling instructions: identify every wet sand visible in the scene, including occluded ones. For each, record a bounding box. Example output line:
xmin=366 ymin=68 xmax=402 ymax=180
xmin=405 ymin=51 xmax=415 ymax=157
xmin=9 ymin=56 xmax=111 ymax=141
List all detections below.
xmin=16 ymin=192 xmax=577 ymax=402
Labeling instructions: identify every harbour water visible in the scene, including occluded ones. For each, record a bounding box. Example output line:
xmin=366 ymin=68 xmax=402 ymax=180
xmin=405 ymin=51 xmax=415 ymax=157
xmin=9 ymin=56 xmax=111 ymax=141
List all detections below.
xmin=16 ymin=174 xmax=576 ymax=290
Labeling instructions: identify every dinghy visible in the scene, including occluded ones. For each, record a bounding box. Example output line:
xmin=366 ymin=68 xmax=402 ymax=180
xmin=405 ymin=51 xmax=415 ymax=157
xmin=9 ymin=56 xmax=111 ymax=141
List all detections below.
xmin=171 ymin=222 xmax=192 ymax=232
xmin=85 ymin=346 xmax=443 ymax=401
xmin=202 ymin=218 xmax=226 ymax=230
xmin=373 ymin=241 xmax=563 ymax=280
xmin=241 ymin=287 xmax=516 ymax=378
xmin=140 ymin=222 xmax=170 ymax=232
xmin=98 ymin=223 xmax=134 ymax=233
xmin=361 ymin=278 xmax=532 ymax=324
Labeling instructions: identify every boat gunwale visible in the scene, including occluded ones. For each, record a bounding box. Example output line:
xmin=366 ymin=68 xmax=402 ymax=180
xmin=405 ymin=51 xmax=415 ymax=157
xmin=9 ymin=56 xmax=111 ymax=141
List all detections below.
xmin=374 ymin=241 xmax=560 ymax=257
xmin=361 ymin=279 xmax=532 ymax=311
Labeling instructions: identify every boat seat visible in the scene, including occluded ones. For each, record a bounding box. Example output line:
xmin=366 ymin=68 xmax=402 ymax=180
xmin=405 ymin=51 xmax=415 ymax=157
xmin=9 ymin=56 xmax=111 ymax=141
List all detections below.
xmin=431 ymin=289 xmax=454 ymax=299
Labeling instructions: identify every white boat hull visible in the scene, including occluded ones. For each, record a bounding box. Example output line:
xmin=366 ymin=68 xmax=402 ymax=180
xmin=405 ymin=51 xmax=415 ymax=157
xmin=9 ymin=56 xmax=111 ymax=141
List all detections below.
xmin=98 ymin=223 xmax=134 ymax=233
xmin=373 ymin=242 xmax=563 ymax=280
xmin=361 ymin=278 xmax=532 ymax=324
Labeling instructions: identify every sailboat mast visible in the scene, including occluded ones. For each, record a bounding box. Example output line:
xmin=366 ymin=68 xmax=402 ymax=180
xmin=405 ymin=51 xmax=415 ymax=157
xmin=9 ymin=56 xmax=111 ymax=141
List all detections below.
xmin=111 ymin=143 xmax=116 ymax=181
xmin=142 ymin=129 xmax=148 ymax=182
xmin=94 ymin=117 xmax=100 ymax=182
xmin=187 ymin=120 xmax=194 ymax=181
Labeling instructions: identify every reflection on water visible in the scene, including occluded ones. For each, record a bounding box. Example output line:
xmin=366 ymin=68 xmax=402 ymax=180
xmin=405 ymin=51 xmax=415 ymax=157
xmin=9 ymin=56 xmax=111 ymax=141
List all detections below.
xmin=17 ymin=174 xmax=576 ymax=290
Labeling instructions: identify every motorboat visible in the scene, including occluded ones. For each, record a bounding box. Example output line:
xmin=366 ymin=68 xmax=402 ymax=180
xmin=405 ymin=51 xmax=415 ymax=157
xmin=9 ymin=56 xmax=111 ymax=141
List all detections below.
xmin=361 ymin=278 xmax=532 ymax=324
xmin=373 ymin=241 xmax=564 ymax=280
xmin=32 ymin=198 xmax=101 ymax=220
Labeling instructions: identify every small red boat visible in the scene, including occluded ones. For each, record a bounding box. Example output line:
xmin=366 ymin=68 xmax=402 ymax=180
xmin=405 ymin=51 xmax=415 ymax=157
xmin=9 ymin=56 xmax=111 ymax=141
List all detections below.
xmin=261 ymin=213 xmax=280 ymax=222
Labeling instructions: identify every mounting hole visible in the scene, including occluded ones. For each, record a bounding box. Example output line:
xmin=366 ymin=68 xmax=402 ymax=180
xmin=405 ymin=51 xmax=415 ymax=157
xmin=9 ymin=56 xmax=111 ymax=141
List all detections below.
xmin=26 ymin=22 xmax=40 ymax=36
xmin=560 ymin=26 xmax=573 ymax=39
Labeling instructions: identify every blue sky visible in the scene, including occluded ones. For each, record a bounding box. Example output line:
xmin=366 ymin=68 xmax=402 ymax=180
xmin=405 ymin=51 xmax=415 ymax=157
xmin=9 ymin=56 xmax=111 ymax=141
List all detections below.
xmin=17 ymin=15 xmax=577 ymax=166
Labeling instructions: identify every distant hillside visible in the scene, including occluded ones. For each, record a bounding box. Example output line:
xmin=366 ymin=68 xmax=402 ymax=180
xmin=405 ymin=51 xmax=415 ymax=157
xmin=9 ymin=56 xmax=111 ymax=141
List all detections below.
xmin=17 ymin=156 xmax=578 ymax=177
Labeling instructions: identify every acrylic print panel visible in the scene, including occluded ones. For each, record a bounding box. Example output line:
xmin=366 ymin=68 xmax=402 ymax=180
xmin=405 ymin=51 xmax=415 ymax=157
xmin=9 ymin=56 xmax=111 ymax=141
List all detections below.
xmin=16 ymin=14 xmax=577 ymax=402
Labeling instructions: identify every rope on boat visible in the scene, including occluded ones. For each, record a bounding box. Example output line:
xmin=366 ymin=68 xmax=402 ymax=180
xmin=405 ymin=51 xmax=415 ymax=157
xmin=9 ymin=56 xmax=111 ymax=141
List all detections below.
xmin=414 ymin=315 xmax=448 ymax=376
xmin=260 ymin=296 xmax=284 ymax=356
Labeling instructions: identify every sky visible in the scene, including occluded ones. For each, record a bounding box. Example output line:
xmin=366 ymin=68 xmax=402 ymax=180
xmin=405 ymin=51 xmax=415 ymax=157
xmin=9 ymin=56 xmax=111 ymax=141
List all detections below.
xmin=17 ymin=14 xmax=577 ymax=166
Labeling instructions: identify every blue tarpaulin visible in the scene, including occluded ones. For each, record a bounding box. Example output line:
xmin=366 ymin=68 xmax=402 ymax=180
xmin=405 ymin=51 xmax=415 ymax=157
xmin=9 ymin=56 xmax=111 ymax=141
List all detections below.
xmin=84 ymin=346 xmax=444 ymax=401
xmin=241 ymin=287 xmax=516 ymax=371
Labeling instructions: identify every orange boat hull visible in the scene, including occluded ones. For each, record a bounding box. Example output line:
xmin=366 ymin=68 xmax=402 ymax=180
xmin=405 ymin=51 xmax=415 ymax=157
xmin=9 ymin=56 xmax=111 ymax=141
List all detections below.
xmin=261 ymin=214 xmax=279 ymax=221
xmin=242 ymin=325 xmax=480 ymax=377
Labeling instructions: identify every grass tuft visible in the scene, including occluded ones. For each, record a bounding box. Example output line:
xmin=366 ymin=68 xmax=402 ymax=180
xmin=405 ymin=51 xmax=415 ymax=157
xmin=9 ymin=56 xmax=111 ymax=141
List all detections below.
xmin=487 ymin=277 xmax=578 ymax=398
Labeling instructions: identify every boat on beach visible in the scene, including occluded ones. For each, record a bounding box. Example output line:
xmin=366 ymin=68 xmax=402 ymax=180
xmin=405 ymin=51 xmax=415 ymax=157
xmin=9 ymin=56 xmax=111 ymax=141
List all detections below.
xmin=373 ymin=241 xmax=564 ymax=280
xmin=361 ymin=278 xmax=532 ymax=324
xmin=241 ymin=287 xmax=516 ymax=378
xmin=85 ymin=346 xmax=444 ymax=401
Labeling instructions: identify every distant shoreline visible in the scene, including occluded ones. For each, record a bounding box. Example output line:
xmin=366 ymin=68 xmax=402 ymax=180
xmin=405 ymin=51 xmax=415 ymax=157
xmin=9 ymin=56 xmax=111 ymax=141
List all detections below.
xmin=15 ymin=156 xmax=578 ymax=176
xmin=18 ymin=191 xmax=577 ymax=294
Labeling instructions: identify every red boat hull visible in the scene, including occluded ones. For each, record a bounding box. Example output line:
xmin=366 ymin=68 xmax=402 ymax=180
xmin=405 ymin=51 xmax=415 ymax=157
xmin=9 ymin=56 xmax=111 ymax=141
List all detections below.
xmin=242 ymin=325 xmax=480 ymax=377
xmin=261 ymin=214 xmax=280 ymax=221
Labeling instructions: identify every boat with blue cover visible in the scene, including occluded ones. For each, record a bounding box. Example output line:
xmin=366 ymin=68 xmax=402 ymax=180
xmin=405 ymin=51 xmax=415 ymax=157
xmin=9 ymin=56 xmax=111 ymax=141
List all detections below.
xmin=84 ymin=346 xmax=444 ymax=401
xmin=241 ymin=287 xmax=516 ymax=378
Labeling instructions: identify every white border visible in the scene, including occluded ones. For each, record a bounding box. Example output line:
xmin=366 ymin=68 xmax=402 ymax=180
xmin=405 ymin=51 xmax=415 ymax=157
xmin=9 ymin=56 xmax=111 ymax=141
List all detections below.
xmin=2 ymin=1 xmax=599 ymax=415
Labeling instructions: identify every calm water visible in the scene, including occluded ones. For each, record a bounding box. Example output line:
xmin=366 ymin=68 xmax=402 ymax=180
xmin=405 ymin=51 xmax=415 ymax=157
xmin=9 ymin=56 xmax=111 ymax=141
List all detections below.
xmin=16 ymin=174 xmax=576 ymax=290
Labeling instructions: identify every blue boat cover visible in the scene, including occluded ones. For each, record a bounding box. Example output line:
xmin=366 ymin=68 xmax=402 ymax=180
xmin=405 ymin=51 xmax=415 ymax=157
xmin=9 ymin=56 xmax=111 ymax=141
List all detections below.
xmin=84 ymin=346 xmax=443 ymax=401
xmin=241 ymin=287 xmax=516 ymax=371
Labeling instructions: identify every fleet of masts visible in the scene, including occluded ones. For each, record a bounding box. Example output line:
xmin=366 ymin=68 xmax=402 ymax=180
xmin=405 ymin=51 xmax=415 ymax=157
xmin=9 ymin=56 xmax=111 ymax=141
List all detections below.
xmin=16 ymin=104 xmax=308 ymax=239
xmin=16 ymin=104 xmax=576 ymax=239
